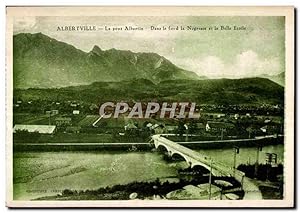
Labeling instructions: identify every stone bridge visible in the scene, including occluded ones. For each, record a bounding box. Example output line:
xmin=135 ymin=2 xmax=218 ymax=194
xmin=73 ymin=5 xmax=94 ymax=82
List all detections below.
xmin=151 ymin=135 xmax=245 ymax=182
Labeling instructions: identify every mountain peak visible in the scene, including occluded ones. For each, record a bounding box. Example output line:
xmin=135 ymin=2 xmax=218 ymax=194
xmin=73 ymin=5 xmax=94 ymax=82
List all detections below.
xmin=91 ymin=45 xmax=103 ymax=55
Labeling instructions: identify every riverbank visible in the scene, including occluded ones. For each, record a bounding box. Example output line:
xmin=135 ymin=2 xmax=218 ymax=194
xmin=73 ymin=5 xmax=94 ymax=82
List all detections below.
xmin=35 ymin=176 xmax=244 ymax=200
xmin=13 ymin=134 xmax=283 ymax=151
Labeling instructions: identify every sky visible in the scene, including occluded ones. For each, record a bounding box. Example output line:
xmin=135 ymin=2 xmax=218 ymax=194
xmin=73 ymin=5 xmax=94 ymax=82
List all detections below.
xmin=13 ymin=16 xmax=285 ymax=78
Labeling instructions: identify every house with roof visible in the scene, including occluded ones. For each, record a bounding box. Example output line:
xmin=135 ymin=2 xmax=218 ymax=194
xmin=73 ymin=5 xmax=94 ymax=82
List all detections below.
xmin=46 ymin=110 xmax=59 ymax=116
xmin=164 ymin=125 xmax=178 ymax=133
xmin=51 ymin=110 xmax=59 ymax=115
xmin=55 ymin=117 xmax=72 ymax=126
xmin=206 ymin=121 xmax=235 ymax=132
xmin=124 ymin=123 xmax=137 ymax=131
xmin=45 ymin=110 xmax=52 ymax=115
xmin=150 ymin=123 xmax=165 ymax=134
xmin=70 ymin=103 xmax=78 ymax=107
xmin=260 ymin=124 xmax=281 ymax=135
xmin=146 ymin=123 xmax=153 ymax=128
xmin=196 ymin=123 xmax=206 ymax=131
xmin=73 ymin=110 xmax=80 ymax=115
xmin=66 ymin=126 xmax=81 ymax=133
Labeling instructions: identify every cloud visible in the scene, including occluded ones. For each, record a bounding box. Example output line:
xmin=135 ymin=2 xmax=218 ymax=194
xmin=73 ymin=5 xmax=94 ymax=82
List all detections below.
xmin=176 ymin=56 xmax=225 ymax=77
xmin=231 ymin=50 xmax=281 ymax=77
xmin=172 ymin=50 xmax=282 ymax=78
xmin=14 ymin=17 xmax=37 ymax=33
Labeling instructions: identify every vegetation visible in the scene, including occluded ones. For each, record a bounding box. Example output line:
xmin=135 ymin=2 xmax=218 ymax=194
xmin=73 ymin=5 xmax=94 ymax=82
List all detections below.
xmin=14 ymin=129 xmax=41 ymax=141
xmin=36 ymin=176 xmax=243 ymax=200
xmin=14 ymin=77 xmax=284 ymax=106
xmin=237 ymin=163 xmax=283 ymax=181
xmin=237 ymin=163 xmax=284 ymax=200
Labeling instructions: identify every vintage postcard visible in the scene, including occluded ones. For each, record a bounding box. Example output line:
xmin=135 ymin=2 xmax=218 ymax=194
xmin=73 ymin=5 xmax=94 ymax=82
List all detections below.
xmin=6 ymin=6 xmax=294 ymax=208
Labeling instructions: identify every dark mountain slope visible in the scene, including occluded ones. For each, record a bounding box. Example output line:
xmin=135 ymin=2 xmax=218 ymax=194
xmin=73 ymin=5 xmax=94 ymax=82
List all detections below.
xmin=13 ymin=33 xmax=199 ymax=88
xmin=14 ymin=78 xmax=284 ymax=105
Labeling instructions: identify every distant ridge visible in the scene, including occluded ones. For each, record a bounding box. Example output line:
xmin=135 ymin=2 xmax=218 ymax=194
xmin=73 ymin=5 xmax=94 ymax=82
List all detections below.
xmin=259 ymin=72 xmax=285 ymax=86
xmin=14 ymin=77 xmax=284 ymax=105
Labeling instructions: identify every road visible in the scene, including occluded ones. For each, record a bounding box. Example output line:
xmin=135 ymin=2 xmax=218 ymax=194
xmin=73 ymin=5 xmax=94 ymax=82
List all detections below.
xmin=243 ymin=177 xmax=263 ymax=200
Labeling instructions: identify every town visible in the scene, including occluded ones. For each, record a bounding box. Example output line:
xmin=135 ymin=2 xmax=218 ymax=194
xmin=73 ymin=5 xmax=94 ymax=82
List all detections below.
xmin=13 ymin=98 xmax=284 ymax=145
xmin=99 ymin=102 xmax=199 ymax=119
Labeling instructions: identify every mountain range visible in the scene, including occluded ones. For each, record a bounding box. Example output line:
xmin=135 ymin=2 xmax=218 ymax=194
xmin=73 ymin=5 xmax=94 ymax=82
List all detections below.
xmin=13 ymin=32 xmax=284 ymax=89
xmin=13 ymin=33 xmax=199 ymax=88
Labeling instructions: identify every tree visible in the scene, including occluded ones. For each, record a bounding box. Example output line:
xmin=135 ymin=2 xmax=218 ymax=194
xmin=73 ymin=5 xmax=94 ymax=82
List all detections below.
xmin=177 ymin=121 xmax=185 ymax=137
xmin=188 ymin=120 xmax=197 ymax=134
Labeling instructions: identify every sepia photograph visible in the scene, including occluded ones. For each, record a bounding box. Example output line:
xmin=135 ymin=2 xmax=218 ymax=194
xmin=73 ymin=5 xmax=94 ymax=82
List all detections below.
xmin=5 ymin=6 xmax=295 ymax=208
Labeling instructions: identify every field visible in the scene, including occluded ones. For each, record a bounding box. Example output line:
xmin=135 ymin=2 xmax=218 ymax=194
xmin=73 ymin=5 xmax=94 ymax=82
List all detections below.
xmin=40 ymin=133 xmax=114 ymax=143
xmin=78 ymin=115 xmax=99 ymax=127
xmin=13 ymin=113 xmax=57 ymax=125
xmin=13 ymin=112 xmax=179 ymax=135
xmin=93 ymin=116 xmax=161 ymax=129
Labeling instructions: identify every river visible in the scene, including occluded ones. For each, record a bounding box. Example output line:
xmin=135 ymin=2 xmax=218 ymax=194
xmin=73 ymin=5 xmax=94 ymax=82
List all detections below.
xmin=13 ymin=144 xmax=283 ymax=200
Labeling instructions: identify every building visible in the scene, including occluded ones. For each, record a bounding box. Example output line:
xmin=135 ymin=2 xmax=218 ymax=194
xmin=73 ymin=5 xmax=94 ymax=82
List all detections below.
xmin=66 ymin=126 xmax=81 ymax=133
xmin=164 ymin=125 xmax=177 ymax=133
xmin=146 ymin=123 xmax=153 ymax=128
xmin=55 ymin=117 xmax=72 ymax=126
xmin=151 ymin=124 xmax=165 ymax=134
xmin=13 ymin=124 xmax=56 ymax=134
xmin=124 ymin=123 xmax=137 ymax=131
xmin=245 ymin=113 xmax=251 ymax=118
xmin=260 ymin=124 xmax=281 ymax=134
xmin=89 ymin=104 xmax=98 ymax=111
xmin=204 ymin=113 xmax=225 ymax=119
xmin=264 ymin=118 xmax=272 ymax=124
xmin=51 ymin=110 xmax=59 ymax=115
xmin=206 ymin=121 xmax=235 ymax=132
xmin=234 ymin=114 xmax=240 ymax=120
xmin=196 ymin=123 xmax=206 ymax=130
xmin=45 ymin=110 xmax=52 ymax=115
xmin=45 ymin=110 xmax=59 ymax=116
xmin=73 ymin=110 xmax=80 ymax=115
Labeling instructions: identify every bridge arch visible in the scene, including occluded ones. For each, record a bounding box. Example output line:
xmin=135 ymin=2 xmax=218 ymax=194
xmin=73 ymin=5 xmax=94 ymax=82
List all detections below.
xmin=170 ymin=152 xmax=188 ymax=162
xmin=156 ymin=144 xmax=170 ymax=153
xmin=169 ymin=151 xmax=217 ymax=176
xmin=152 ymin=135 xmax=222 ymax=176
xmin=191 ymin=162 xmax=215 ymax=175
xmin=191 ymin=165 xmax=210 ymax=175
xmin=170 ymin=151 xmax=192 ymax=166
xmin=154 ymin=141 xmax=169 ymax=151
